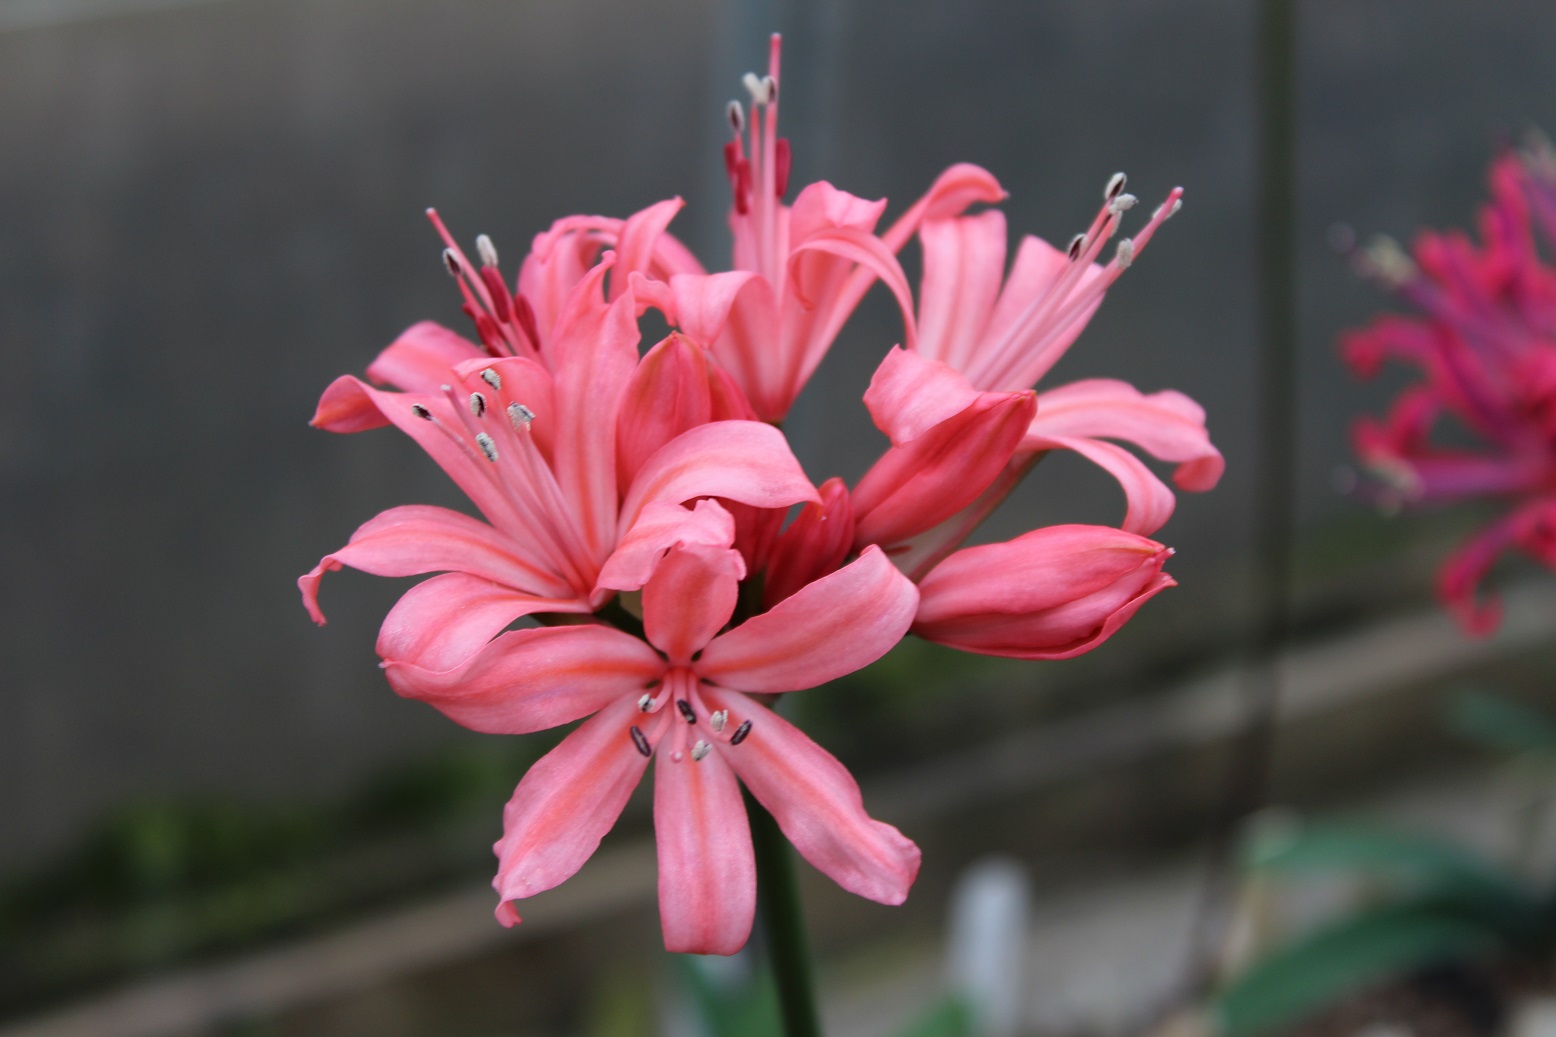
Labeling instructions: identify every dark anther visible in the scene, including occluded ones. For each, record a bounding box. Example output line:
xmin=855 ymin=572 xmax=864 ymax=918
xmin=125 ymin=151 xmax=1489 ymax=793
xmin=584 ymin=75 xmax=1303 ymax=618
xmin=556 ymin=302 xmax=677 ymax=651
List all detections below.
xmin=411 ymin=404 xmax=433 ymax=420
xmin=442 ymin=250 xmax=461 ymax=276
xmin=630 ymin=725 xmax=652 ymax=757
xmin=730 ymin=719 xmax=752 ymax=746
xmin=1067 ymin=234 xmax=1086 ymax=261
xmin=676 ymin=699 xmax=697 ymax=724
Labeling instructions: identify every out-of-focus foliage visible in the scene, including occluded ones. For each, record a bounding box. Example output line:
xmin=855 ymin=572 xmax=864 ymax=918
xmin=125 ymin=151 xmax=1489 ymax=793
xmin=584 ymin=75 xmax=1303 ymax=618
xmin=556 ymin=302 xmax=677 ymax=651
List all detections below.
xmin=677 ymin=954 xmax=973 ymax=1037
xmin=0 ymin=737 xmax=554 ymax=1015
xmin=1212 ymin=693 xmax=1556 ymax=1035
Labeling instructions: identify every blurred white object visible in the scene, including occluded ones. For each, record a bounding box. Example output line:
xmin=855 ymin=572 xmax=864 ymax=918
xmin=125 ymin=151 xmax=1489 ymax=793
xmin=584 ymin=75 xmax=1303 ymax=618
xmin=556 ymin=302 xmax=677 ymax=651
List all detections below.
xmin=946 ymin=857 xmax=1032 ymax=1037
xmin=1511 ymin=997 xmax=1556 ymax=1037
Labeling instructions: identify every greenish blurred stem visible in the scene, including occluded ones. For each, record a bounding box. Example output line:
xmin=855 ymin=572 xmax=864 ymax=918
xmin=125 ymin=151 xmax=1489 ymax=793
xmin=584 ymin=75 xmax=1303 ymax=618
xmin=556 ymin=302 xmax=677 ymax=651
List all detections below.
xmin=746 ymin=790 xmax=822 ymax=1037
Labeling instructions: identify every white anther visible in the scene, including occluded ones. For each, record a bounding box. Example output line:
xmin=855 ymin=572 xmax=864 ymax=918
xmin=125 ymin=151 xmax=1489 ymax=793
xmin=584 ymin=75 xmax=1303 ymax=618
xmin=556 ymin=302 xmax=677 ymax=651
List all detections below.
xmin=709 ymin=710 xmax=728 ymax=733
xmin=1155 ymin=196 xmax=1184 ymax=220
xmin=1108 ymin=193 xmax=1139 ymax=215
xmin=507 ymin=402 xmax=536 ymax=429
xmin=1360 ymin=234 xmax=1416 ymax=286
xmin=469 ymin=391 xmax=487 ymax=417
xmin=1105 ymin=172 xmax=1128 ymax=200
xmin=743 ymin=72 xmax=774 ymax=105
xmin=638 ymin=693 xmax=654 ymax=712
xmin=480 ymin=368 xmax=502 ymax=390
xmin=691 ymin=740 xmax=712 ymax=762
xmin=441 ymin=248 xmax=460 ymax=276
xmin=476 ymin=233 xmax=499 ymax=268
xmin=1114 ymin=238 xmax=1135 ymax=269
xmin=727 ymin=99 xmax=745 ymax=133
xmin=475 ymin=432 xmax=498 ymax=462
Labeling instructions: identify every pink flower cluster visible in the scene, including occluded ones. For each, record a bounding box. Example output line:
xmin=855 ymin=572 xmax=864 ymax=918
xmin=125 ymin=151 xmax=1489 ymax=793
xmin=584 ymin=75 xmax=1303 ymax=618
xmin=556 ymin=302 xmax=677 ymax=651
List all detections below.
xmin=300 ymin=37 xmax=1221 ymax=954
xmin=1344 ymin=140 xmax=1556 ymax=634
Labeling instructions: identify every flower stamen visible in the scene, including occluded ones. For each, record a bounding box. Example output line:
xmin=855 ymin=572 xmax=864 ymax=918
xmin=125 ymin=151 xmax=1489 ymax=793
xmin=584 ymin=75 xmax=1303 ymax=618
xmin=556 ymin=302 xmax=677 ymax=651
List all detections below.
xmin=630 ymin=725 xmax=652 ymax=757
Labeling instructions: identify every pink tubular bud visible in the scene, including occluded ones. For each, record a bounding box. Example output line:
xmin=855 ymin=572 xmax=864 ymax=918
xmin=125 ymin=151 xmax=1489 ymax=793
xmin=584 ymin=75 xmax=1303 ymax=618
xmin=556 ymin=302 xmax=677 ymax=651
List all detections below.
xmin=912 ymin=524 xmax=1175 ymax=659
xmin=764 ymin=478 xmax=856 ymax=607
xmin=852 ymin=390 xmax=1036 ymax=550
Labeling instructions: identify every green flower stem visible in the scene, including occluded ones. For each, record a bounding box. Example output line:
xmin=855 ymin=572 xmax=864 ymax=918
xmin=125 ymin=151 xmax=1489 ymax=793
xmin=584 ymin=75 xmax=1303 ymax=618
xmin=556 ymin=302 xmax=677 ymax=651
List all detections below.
xmin=746 ymin=789 xmax=823 ymax=1037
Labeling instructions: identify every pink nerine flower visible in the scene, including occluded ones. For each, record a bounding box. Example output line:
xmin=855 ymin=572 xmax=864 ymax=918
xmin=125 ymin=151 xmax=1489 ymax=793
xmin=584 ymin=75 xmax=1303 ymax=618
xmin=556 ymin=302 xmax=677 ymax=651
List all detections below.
xmin=301 ymin=251 xmax=816 ymax=630
xmin=433 ymin=501 xmax=922 ymax=954
xmin=300 ymin=30 xmax=1227 ymax=956
xmin=831 ymin=179 xmax=1223 ymax=659
xmin=1344 ymin=142 xmax=1556 ymax=633
xmin=633 ymin=35 xmax=1006 ymax=422
xmin=857 ymin=173 xmax=1223 ymax=577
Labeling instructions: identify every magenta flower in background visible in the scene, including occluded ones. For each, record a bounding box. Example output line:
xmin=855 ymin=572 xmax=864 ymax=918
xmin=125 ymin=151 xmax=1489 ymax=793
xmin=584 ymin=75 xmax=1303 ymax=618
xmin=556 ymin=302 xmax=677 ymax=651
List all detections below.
xmin=1344 ymin=140 xmax=1556 ymax=633
xmin=300 ymin=33 xmax=1223 ymax=954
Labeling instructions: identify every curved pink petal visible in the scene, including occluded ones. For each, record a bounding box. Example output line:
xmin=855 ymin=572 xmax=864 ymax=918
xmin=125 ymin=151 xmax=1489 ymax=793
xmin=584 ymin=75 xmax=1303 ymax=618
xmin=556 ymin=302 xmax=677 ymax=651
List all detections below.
xmin=308 ymin=377 xmax=529 ymax=537
xmin=1026 ymin=433 xmax=1177 ymax=535
xmin=618 ymin=420 xmax=818 ymax=536
xmin=311 ymin=373 xmax=394 ymax=433
xmin=374 ymin=571 xmax=588 ymax=674
xmin=385 ymin=622 xmax=662 ymax=735
xmin=701 ymin=688 xmax=920 ymax=905
xmin=614 ymin=335 xmax=716 ymax=494
xmin=366 ymin=321 xmax=487 ymax=393
xmin=913 ymin=524 xmax=1175 ymax=659
xmin=494 ymin=694 xmax=653 ymax=921
xmin=880 ymin=162 xmax=1009 ymax=253
xmin=862 ymin=347 xmax=984 ymax=446
xmin=853 ymin=391 xmax=1036 ymax=549
xmin=644 ymin=544 xmax=743 ymax=665
xmin=299 ymin=505 xmax=571 ymax=624
xmin=596 ymin=499 xmax=738 ymax=597
xmin=788 ymin=180 xmax=887 ymax=242
xmin=698 ymin=545 xmax=918 ymax=693
xmin=886 ymin=449 xmax=1038 ymax=582
xmin=789 ymin=225 xmax=919 ymax=354
xmin=917 ymin=212 xmax=1008 ymax=372
xmin=518 ymin=213 xmax=618 ymax=340
xmin=668 ymin=271 xmax=783 ymax=420
xmin=654 ymin=734 xmax=755 ymax=955
xmin=1031 ymin=379 xmax=1225 ymax=491
xmin=668 ymin=271 xmax=769 ymax=347
xmin=549 ymin=254 xmax=642 ymax=563
xmin=823 ymin=164 xmax=1007 ymax=355
xmin=610 ymin=198 xmax=686 ymax=300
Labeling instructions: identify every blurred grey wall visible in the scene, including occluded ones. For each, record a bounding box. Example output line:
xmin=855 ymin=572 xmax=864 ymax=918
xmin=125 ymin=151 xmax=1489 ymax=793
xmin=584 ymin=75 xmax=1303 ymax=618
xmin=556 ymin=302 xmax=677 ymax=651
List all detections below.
xmin=4 ymin=0 xmax=1556 ymax=875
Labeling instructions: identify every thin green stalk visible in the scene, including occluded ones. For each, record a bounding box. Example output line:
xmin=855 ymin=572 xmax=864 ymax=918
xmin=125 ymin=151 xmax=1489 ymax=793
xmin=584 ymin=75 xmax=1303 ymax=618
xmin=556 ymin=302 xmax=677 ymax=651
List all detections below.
xmin=745 ymin=789 xmax=822 ymax=1037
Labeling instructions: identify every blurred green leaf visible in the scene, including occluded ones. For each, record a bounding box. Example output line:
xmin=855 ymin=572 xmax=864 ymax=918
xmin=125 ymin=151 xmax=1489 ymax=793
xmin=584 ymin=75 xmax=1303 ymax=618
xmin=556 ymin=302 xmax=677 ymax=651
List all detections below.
xmin=676 ymin=955 xmax=783 ymax=1037
xmin=1212 ymin=901 xmax=1499 ymax=1036
xmin=1243 ymin=819 xmax=1537 ymax=925
xmin=1449 ymin=692 xmax=1556 ymax=758
xmin=892 ymin=994 xmax=974 ymax=1037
